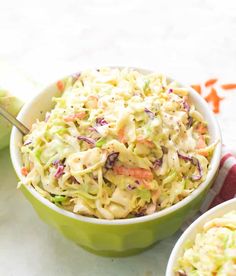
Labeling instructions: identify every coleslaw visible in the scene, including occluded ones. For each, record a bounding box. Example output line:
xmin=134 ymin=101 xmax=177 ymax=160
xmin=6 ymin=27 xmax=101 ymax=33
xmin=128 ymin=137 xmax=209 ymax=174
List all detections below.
xmin=176 ymin=211 xmax=236 ymax=275
xmin=20 ymin=68 xmax=215 ymax=219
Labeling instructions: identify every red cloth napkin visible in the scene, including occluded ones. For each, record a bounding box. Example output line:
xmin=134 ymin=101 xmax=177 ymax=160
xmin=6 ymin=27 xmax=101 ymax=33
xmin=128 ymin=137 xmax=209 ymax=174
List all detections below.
xmin=182 ymin=145 xmax=236 ymax=230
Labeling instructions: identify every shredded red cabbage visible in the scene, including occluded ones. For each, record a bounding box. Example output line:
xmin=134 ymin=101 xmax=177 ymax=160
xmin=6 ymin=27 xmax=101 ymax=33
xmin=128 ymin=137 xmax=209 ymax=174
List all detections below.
xmin=88 ymin=126 xmax=99 ymax=133
xmin=96 ymin=117 xmax=108 ymax=126
xmin=144 ymin=108 xmax=155 ymax=119
xmin=71 ymin=72 xmax=81 ymax=84
xmin=105 ymin=152 xmax=119 ymax=169
xmin=176 ymin=272 xmax=187 ymax=276
xmin=177 ymin=152 xmax=193 ymax=162
xmin=178 ymin=152 xmax=202 ymax=181
xmin=24 ymin=140 xmax=32 ymax=146
xmin=192 ymin=159 xmax=202 ymax=181
xmin=52 ymin=158 xmax=66 ymax=168
xmin=127 ymin=184 xmax=135 ymax=190
xmin=191 ymin=157 xmax=199 ymax=166
xmin=52 ymin=160 xmax=61 ymax=167
xmin=182 ymin=100 xmax=190 ymax=112
xmin=54 ymin=165 xmax=64 ymax=179
xmin=77 ymin=136 xmax=95 ymax=145
xmin=187 ymin=116 xmax=193 ymax=128
xmin=45 ymin=112 xmax=51 ymax=122
xmin=134 ymin=212 xmax=145 ymax=217
xmin=168 ymin=88 xmax=173 ymax=94
xmin=153 ymin=158 xmax=163 ymax=169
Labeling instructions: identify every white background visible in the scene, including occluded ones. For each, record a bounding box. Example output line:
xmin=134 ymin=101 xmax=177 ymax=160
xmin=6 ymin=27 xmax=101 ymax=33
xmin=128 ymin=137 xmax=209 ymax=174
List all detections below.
xmin=0 ymin=0 xmax=236 ymax=275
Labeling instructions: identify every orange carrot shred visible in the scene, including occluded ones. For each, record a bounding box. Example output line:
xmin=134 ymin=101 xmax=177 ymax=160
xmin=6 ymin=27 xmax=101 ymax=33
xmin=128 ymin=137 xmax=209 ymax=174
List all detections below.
xmin=196 ymin=135 xmax=206 ymax=149
xmin=204 ymin=87 xmax=223 ymax=113
xmin=196 ymin=123 xmax=207 ymax=134
xmin=136 ymin=138 xmax=155 ymax=148
xmin=118 ymin=127 xmax=126 ymax=143
xmin=114 ymin=166 xmax=153 ymax=181
xmin=221 ymin=83 xmax=236 ymax=90
xmin=191 ymin=84 xmax=202 ymax=94
xmin=198 ymin=150 xmax=209 ymax=157
xmin=64 ymin=112 xmax=86 ymax=122
xmin=205 ymin=78 xmax=218 ymax=87
xmin=57 ymin=80 xmax=64 ymax=92
xmin=21 ymin=167 xmax=28 ymax=176
xmin=196 ymin=136 xmax=208 ymax=157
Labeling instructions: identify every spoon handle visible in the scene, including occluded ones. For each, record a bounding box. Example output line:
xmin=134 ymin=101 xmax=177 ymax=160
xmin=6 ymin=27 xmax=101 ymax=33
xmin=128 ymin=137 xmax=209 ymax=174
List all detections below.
xmin=0 ymin=105 xmax=29 ymax=135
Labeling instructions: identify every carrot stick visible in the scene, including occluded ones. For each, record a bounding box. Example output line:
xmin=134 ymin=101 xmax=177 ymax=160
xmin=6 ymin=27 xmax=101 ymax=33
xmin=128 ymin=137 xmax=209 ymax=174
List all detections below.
xmin=64 ymin=112 xmax=86 ymax=122
xmin=198 ymin=150 xmax=209 ymax=157
xmin=57 ymin=80 xmax=64 ymax=92
xmin=21 ymin=167 xmax=28 ymax=176
xmin=196 ymin=135 xmax=206 ymax=149
xmin=196 ymin=123 xmax=208 ymax=134
xmin=114 ymin=166 xmax=153 ymax=180
xmin=221 ymin=83 xmax=236 ymax=90
xmin=196 ymin=136 xmax=209 ymax=156
xmin=136 ymin=138 xmax=155 ymax=148
xmin=118 ymin=127 xmax=126 ymax=143
xmin=191 ymin=84 xmax=202 ymax=94
xmin=204 ymin=87 xmax=223 ymax=114
xmin=205 ymin=78 xmax=218 ymax=87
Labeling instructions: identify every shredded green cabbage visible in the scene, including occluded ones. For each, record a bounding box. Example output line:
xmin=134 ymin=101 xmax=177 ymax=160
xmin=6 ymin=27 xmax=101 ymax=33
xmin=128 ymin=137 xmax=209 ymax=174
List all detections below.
xmin=20 ymin=68 xmax=215 ymax=219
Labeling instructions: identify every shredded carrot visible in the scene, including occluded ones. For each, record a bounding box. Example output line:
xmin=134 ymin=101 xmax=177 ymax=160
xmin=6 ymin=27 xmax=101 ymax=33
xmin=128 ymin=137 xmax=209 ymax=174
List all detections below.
xmin=198 ymin=150 xmax=209 ymax=157
xmin=64 ymin=116 xmax=75 ymax=122
xmin=183 ymin=95 xmax=188 ymax=102
xmin=204 ymin=87 xmax=223 ymax=113
xmin=118 ymin=127 xmax=126 ymax=143
xmin=76 ymin=111 xmax=87 ymax=119
xmin=114 ymin=166 xmax=153 ymax=180
xmin=64 ymin=112 xmax=87 ymax=122
xmin=142 ymin=180 xmax=152 ymax=189
xmin=21 ymin=167 xmax=28 ymax=176
xmin=205 ymin=78 xmax=218 ymax=87
xmin=88 ymin=95 xmax=98 ymax=101
xmin=191 ymin=84 xmax=202 ymax=94
xmin=136 ymin=138 xmax=155 ymax=148
xmin=196 ymin=135 xmax=206 ymax=149
xmin=196 ymin=123 xmax=208 ymax=134
xmin=221 ymin=83 xmax=236 ymax=90
xmin=196 ymin=136 xmax=209 ymax=156
xmin=57 ymin=80 xmax=64 ymax=92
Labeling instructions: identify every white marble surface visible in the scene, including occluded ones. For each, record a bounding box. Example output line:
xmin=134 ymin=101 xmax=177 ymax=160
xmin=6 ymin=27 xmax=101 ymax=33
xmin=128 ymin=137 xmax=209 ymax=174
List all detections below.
xmin=0 ymin=0 xmax=236 ymax=275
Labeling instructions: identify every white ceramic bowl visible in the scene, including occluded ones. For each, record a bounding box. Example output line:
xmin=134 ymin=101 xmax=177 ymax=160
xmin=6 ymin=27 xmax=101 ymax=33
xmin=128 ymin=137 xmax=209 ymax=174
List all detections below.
xmin=166 ymin=198 xmax=236 ymax=275
xmin=10 ymin=67 xmax=222 ymax=256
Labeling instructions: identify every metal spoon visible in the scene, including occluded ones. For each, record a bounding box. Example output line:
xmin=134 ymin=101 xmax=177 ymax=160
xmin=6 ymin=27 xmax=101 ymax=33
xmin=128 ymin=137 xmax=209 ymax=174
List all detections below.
xmin=0 ymin=105 xmax=29 ymax=135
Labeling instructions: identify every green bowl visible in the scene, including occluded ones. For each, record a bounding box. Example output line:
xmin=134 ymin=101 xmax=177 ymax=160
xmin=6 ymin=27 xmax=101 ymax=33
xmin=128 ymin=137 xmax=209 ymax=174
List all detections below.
xmin=10 ymin=67 xmax=222 ymax=257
